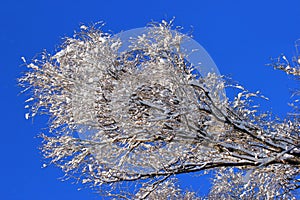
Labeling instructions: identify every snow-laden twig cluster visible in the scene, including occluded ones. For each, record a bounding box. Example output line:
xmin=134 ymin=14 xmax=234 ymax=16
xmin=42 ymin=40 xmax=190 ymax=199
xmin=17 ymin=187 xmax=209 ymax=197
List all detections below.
xmin=268 ymin=43 xmax=300 ymax=120
xmin=20 ymin=21 xmax=300 ymax=199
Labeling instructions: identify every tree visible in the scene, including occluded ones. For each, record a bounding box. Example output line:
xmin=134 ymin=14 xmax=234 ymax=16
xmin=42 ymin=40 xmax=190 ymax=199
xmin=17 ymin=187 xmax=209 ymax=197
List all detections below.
xmin=19 ymin=21 xmax=300 ymax=199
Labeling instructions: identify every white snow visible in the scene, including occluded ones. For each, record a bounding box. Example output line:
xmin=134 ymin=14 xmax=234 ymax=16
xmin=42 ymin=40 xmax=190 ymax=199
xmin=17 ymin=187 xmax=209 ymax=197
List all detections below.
xmin=25 ymin=97 xmax=34 ymax=102
xmin=235 ymin=85 xmax=244 ymax=90
xmin=28 ymin=63 xmax=39 ymax=70
xmin=88 ymin=78 xmax=94 ymax=83
xmin=80 ymin=25 xmax=88 ymax=30
xmin=111 ymin=42 xmax=119 ymax=49
xmin=21 ymin=56 xmax=26 ymax=63
xmin=99 ymin=37 xmax=106 ymax=43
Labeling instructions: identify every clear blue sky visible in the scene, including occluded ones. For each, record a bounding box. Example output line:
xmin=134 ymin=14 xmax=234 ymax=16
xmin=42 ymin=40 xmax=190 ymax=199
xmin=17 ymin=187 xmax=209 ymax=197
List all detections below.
xmin=1 ymin=0 xmax=299 ymax=199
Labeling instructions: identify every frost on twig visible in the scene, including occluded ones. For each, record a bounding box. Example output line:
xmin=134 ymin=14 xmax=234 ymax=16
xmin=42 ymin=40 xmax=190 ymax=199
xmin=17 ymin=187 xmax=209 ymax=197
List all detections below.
xmin=268 ymin=39 xmax=300 ymax=120
xmin=209 ymin=166 xmax=299 ymax=200
xmin=20 ymin=21 xmax=300 ymax=199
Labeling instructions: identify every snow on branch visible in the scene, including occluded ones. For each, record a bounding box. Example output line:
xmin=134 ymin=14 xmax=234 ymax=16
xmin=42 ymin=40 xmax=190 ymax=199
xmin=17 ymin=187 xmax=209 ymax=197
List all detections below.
xmin=20 ymin=21 xmax=300 ymax=199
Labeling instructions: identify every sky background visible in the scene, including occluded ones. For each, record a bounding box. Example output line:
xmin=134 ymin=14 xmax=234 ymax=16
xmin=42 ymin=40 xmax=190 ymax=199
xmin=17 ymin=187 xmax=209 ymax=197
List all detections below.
xmin=1 ymin=0 xmax=299 ymax=199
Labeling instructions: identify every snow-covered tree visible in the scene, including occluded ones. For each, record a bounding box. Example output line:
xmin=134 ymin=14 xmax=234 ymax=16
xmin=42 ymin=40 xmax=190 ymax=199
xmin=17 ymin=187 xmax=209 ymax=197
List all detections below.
xmin=19 ymin=21 xmax=300 ymax=199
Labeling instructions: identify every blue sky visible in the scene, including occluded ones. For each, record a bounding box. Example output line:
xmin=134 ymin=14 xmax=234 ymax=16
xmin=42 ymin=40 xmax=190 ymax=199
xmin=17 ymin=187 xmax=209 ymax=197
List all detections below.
xmin=1 ymin=0 xmax=299 ymax=199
